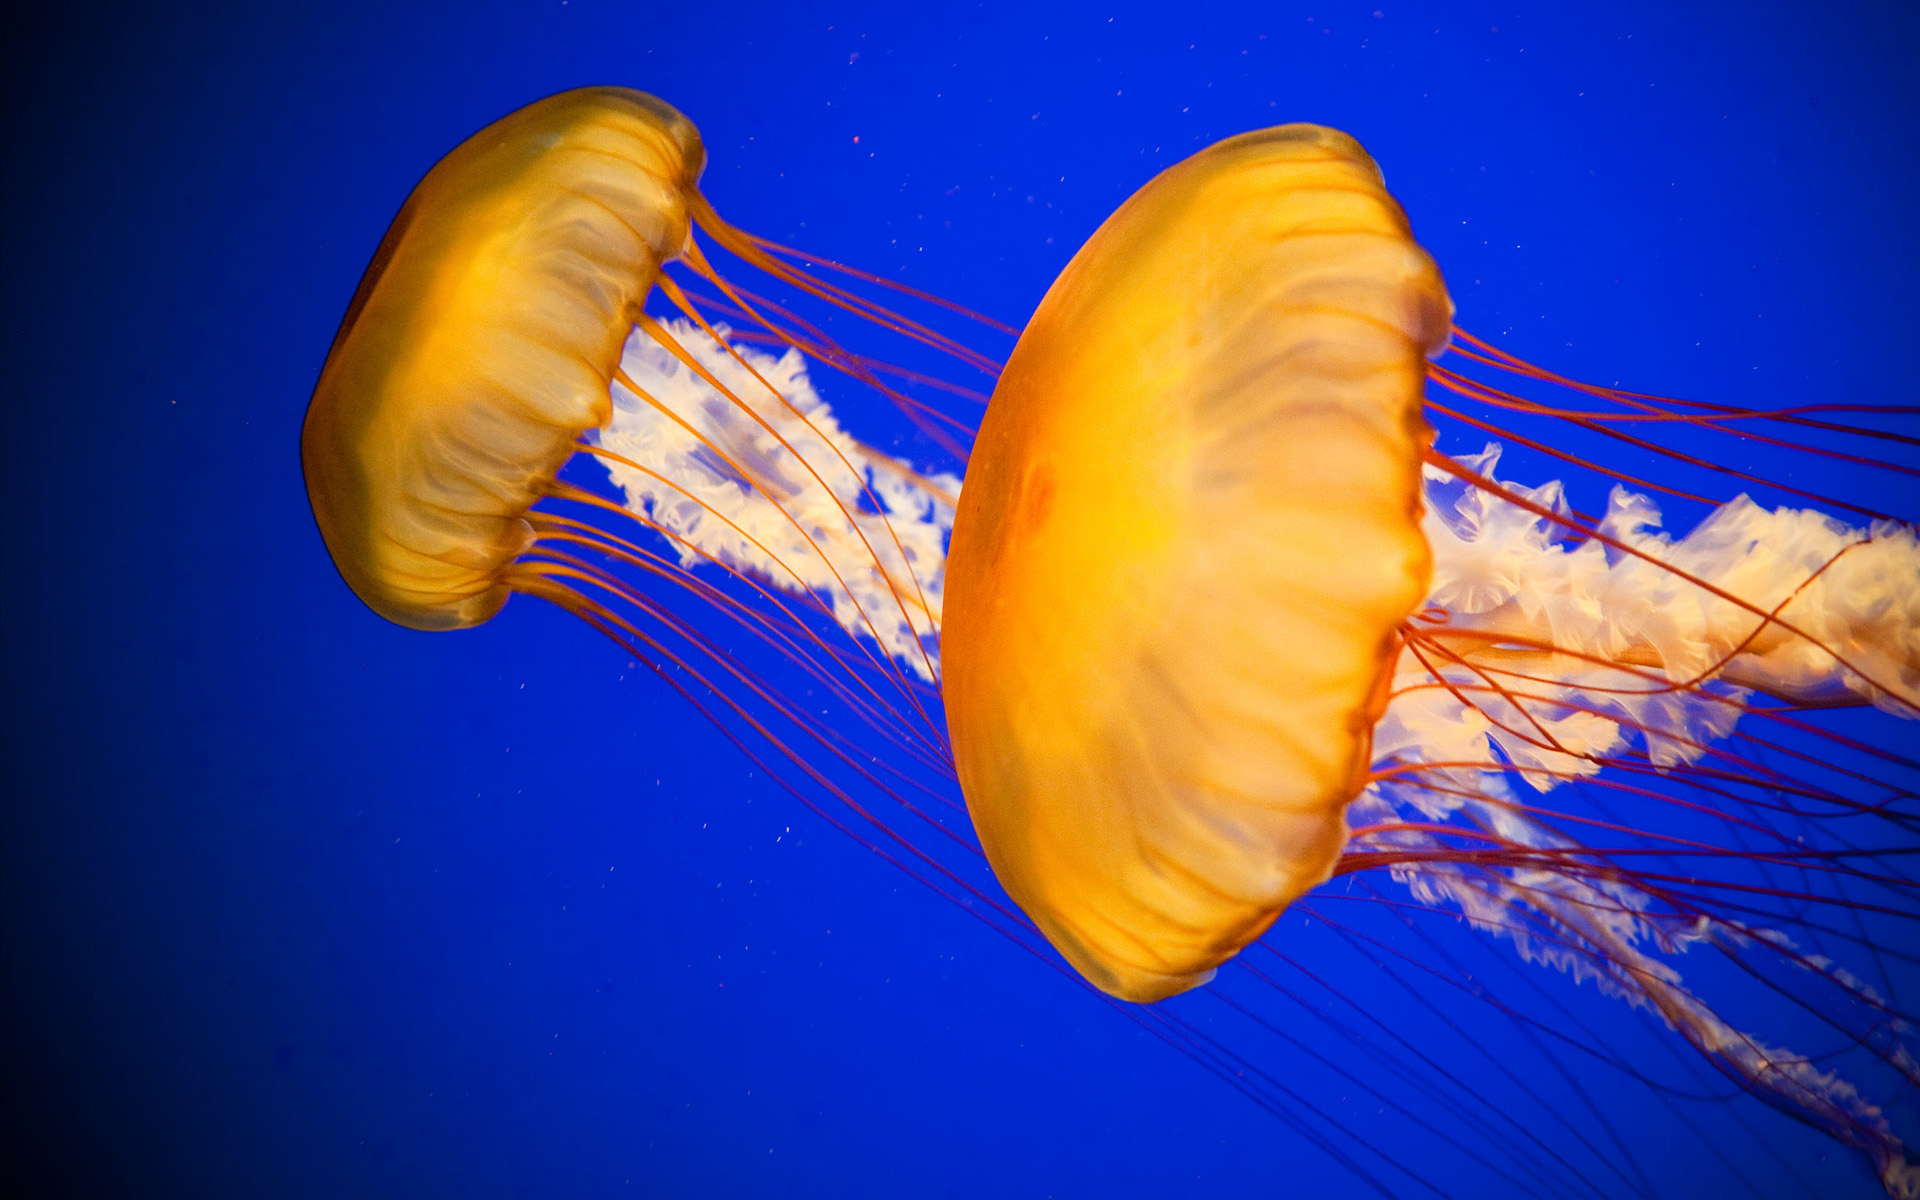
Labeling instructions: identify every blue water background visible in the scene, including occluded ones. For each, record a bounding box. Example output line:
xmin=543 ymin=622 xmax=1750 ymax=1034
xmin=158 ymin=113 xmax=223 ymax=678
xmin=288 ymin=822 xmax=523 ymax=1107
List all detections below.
xmin=5 ymin=2 xmax=1917 ymax=1196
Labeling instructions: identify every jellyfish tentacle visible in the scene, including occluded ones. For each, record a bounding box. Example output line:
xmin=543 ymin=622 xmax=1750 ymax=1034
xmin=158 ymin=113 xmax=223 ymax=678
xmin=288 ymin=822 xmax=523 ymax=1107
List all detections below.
xmin=650 ymin=276 xmax=948 ymax=690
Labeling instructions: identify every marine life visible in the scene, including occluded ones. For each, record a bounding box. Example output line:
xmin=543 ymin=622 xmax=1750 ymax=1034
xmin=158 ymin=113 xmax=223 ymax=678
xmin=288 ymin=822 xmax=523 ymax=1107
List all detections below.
xmin=304 ymin=91 xmax=1920 ymax=1194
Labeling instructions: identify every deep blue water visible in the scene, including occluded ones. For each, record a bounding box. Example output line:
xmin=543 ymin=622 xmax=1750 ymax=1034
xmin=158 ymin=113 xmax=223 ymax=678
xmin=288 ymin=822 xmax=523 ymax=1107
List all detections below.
xmin=5 ymin=2 xmax=1917 ymax=1197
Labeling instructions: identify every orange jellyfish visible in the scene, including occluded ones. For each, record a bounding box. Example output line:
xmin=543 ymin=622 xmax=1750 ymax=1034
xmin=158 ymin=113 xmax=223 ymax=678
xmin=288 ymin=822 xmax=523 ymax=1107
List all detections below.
xmin=304 ymin=90 xmax=1920 ymax=1195
xmin=944 ymin=124 xmax=1919 ymax=1193
xmin=304 ymin=86 xmax=981 ymax=644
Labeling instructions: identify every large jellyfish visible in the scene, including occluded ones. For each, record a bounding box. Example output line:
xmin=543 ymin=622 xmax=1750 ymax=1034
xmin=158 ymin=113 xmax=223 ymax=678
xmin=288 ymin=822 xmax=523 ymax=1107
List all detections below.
xmin=304 ymin=90 xmax=1920 ymax=1194
xmin=940 ymin=122 xmax=1919 ymax=1193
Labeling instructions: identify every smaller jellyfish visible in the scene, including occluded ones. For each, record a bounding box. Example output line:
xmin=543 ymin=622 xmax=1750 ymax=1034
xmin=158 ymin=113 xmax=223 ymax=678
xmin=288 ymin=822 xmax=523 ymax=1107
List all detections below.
xmin=303 ymin=85 xmax=972 ymax=677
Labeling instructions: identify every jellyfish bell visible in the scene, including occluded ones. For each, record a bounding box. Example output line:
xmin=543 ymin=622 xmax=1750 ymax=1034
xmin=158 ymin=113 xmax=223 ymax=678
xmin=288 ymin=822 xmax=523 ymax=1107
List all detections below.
xmin=303 ymin=87 xmax=707 ymax=631
xmin=942 ymin=124 xmax=1453 ymax=1003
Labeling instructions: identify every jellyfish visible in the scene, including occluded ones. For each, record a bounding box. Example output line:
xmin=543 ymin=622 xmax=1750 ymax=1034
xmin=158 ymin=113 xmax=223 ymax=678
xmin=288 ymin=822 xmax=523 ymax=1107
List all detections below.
xmin=305 ymin=91 xmax=1919 ymax=1195
xmin=941 ymin=124 xmax=1919 ymax=1194
xmin=304 ymin=85 xmax=972 ymax=648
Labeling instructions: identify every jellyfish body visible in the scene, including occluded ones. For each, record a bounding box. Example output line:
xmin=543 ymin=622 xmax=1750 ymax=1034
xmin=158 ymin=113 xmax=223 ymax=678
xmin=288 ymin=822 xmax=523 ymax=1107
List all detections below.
xmin=941 ymin=125 xmax=1453 ymax=1002
xmin=933 ymin=121 xmax=1917 ymax=1188
xmin=302 ymin=88 xmax=705 ymax=631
